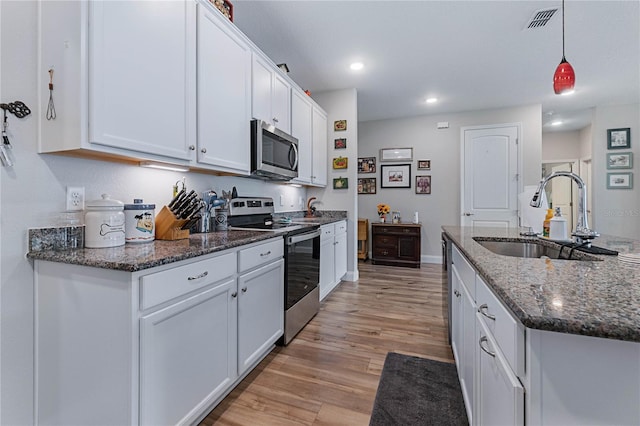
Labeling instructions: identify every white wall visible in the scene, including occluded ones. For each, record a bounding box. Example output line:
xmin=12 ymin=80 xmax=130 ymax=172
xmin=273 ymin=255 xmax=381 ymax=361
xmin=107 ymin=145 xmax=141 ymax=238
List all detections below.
xmin=542 ymin=130 xmax=581 ymax=161
xmin=358 ymin=104 xmax=542 ymax=260
xmin=592 ymin=103 xmax=639 ymax=239
xmin=309 ymin=89 xmax=359 ymax=281
xmin=0 ymin=2 xmax=308 ymax=423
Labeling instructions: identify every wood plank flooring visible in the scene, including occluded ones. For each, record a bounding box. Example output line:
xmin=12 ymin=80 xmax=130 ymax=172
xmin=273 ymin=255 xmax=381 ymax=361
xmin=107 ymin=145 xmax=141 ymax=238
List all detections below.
xmin=199 ymin=261 xmax=453 ymax=425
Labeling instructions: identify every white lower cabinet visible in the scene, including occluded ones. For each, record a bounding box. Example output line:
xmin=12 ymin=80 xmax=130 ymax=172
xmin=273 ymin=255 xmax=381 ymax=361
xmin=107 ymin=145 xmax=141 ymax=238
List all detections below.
xmin=35 ymin=237 xmax=284 ymax=426
xmin=140 ymin=278 xmax=238 ymax=426
xmin=319 ymin=220 xmax=347 ymax=300
xmin=238 ymin=258 xmax=284 ymax=375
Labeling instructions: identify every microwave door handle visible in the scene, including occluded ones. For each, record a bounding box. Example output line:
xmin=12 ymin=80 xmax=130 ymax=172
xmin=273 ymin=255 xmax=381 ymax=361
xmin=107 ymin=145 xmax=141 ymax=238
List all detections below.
xmin=289 ymin=143 xmax=299 ymax=170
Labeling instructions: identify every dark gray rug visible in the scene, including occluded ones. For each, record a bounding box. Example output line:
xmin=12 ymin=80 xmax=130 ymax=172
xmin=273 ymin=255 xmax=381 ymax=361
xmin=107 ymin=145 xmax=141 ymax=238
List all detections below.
xmin=369 ymin=352 xmax=468 ymax=426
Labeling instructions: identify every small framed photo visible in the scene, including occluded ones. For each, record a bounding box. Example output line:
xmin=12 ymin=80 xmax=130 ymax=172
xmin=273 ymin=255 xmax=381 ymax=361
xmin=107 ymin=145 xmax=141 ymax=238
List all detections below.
xmin=415 ymin=175 xmax=431 ymax=194
xmin=332 ymin=157 xmax=348 ymax=169
xmin=417 ymin=160 xmax=431 ymax=170
xmin=380 ymin=164 xmax=411 ymax=188
xmin=357 ymin=157 xmax=376 ymax=173
xmin=333 ymin=177 xmax=348 ymax=189
xmin=358 ymin=178 xmax=377 ymax=194
xmin=607 ymin=128 xmax=630 ymax=149
xmin=334 ymin=138 xmax=347 ymax=149
xmin=607 ymin=152 xmax=633 ymax=169
xmin=380 ymin=147 xmax=413 ymax=162
xmin=607 ymin=172 xmax=633 ymax=189
xmin=334 ymin=120 xmax=347 ymax=131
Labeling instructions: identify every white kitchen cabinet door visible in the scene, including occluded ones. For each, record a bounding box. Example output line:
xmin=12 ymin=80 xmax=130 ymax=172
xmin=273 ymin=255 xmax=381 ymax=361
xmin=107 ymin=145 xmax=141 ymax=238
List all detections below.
xmin=252 ymin=54 xmax=291 ymax=133
xmin=238 ymin=259 xmax=284 ymax=375
xmin=319 ymin=224 xmax=335 ymax=301
xmin=291 ymin=90 xmax=313 ymax=184
xmin=89 ymin=1 xmax=196 ymax=160
xmin=139 ymin=278 xmax=238 ymax=426
xmin=476 ymin=316 xmax=524 ymax=426
xmin=334 ymin=222 xmax=348 ymax=283
xmin=460 ymin=274 xmax=476 ymax=425
xmin=197 ymin=4 xmax=251 ymax=174
xmin=312 ymin=107 xmax=328 ymax=186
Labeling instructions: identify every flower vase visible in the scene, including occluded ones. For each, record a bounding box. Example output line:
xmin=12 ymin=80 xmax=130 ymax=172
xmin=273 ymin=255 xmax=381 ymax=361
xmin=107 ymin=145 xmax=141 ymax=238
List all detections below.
xmin=380 ymin=216 xmax=385 ymax=223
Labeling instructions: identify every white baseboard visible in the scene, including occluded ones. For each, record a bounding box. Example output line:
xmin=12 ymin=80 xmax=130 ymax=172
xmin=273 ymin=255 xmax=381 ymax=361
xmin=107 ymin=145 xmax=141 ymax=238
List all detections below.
xmin=344 ymin=270 xmax=359 ymax=282
xmin=421 ymin=255 xmax=442 ymax=264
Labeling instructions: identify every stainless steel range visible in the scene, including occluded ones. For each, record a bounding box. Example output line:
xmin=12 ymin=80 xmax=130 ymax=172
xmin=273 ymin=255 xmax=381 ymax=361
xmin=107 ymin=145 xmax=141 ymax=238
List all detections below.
xmin=228 ymin=197 xmax=320 ymax=345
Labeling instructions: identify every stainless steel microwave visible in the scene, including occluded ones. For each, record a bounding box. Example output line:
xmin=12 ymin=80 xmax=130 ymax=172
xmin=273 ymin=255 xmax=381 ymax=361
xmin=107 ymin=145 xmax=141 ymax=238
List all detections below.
xmin=251 ymin=119 xmax=299 ymax=181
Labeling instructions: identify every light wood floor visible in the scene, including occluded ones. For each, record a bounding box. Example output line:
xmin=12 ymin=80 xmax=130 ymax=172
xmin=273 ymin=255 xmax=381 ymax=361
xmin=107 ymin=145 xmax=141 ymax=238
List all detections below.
xmin=199 ymin=261 xmax=453 ymax=425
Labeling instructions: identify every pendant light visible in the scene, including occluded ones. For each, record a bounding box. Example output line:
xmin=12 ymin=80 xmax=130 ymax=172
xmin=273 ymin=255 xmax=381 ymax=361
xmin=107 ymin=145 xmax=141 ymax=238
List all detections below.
xmin=553 ymin=0 xmax=575 ymax=94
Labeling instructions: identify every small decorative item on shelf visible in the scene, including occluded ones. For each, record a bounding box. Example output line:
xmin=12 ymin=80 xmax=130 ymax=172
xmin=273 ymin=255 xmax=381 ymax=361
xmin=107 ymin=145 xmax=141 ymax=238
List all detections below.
xmin=392 ymin=211 xmax=400 ymax=224
xmin=377 ymin=203 xmax=390 ymax=223
xmin=210 ymin=0 xmax=233 ymax=22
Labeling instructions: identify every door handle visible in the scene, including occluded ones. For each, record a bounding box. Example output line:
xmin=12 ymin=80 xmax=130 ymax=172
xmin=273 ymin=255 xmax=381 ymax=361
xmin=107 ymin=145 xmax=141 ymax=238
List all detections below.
xmin=463 ymin=212 xmax=474 ymax=216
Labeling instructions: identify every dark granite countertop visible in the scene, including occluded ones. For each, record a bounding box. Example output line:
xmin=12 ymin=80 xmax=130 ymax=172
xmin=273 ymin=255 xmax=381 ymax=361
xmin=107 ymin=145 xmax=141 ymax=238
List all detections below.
xmin=442 ymin=226 xmax=640 ymax=343
xmin=27 ymin=230 xmax=285 ymax=272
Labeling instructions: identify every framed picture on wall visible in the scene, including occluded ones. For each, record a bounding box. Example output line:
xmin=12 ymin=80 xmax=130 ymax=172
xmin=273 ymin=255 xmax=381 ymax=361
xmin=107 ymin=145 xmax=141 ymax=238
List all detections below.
xmin=358 ymin=178 xmax=376 ymax=194
xmin=417 ymin=160 xmax=431 ymax=170
xmin=607 ymin=128 xmax=631 ymax=149
xmin=380 ymin=148 xmax=413 ymax=162
xmin=334 ymin=138 xmax=347 ymax=149
xmin=415 ymin=175 xmax=431 ymax=194
xmin=380 ymin=164 xmax=411 ymax=188
xmin=607 ymin=152 xmax=633 ymax=169
xmin=333 ymin=177 xmax=348 ymax=189
xmin=358 ymin=157 xmax=376 ymax=173
xmin=607 ymin=172 xmax=633 ymax=189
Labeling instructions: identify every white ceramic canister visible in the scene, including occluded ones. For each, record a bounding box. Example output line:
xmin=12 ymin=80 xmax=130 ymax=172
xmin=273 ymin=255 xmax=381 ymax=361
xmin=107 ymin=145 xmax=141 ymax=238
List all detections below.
xmin=84 ymin=194 xmax=125 ymax=248
xmin=124 ymin=199 xmax=156 ymax=243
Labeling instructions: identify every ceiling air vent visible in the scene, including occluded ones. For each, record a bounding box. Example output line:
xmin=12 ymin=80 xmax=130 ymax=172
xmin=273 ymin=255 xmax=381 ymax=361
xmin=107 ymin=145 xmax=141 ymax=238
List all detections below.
xmin=525 ymin=8 xmax=558 ymax=29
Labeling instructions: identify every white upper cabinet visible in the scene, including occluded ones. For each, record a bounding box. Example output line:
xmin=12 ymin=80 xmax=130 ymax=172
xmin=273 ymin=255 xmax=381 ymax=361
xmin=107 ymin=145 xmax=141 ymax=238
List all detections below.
xmin=311 ymin=107 xmax=328 ymax=186
xmin=252 ymin=53 xmax=291 ymax=133
xmin=196 ymin=4 xmax=251 ymax=174
xmin=39 ymin=0 xmax=197 ymax=163
xmin=290 ymin=90 xmax=313 ymax=184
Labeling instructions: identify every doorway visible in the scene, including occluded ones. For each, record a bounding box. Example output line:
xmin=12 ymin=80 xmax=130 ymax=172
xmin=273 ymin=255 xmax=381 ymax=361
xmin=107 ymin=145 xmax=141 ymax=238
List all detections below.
xmin=461 ymin=124 xmax=521 ymax=227
xmin=541 ymin=160 xmax=578 ymax=232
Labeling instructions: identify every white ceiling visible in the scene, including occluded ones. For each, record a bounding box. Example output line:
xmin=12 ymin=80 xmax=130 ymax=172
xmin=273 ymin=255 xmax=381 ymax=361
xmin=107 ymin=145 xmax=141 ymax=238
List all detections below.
xmin=232 ymin=0 xmax=639 ymax=132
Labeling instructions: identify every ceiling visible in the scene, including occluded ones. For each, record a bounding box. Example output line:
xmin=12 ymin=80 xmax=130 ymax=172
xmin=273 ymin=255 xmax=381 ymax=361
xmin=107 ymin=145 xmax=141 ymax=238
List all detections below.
xmin=232 ymin=1 xmax=639 ymax=132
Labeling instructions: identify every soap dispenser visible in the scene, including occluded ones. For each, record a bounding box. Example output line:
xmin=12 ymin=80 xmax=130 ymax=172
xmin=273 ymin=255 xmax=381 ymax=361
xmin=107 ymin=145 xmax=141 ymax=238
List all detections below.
xmin=549 ymin=207 xmax=568 ymax=241
xmin=542 ymin=208 xmax=554 ymax=238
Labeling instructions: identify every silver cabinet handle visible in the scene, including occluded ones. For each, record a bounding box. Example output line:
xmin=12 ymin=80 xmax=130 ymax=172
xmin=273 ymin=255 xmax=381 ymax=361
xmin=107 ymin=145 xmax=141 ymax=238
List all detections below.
xmin=463 ymin=212 xmax=474 ymax=216
xmin=231 ymin=291 xmax=238 ymax=298
xmin=201 ymin=147 xmax=207 ymax=153
xmin=241 ymin=287 xmax=247 ymax=293
xmin=273 ymin=117 xmax=279 ymax=123
xmin=454 ymin=290 xmax=461 ymax=298
xmin=189 ymin=145 xmax=195 ymax=150
xmin=187 ymin=271 xmax=208 ymax=281
xmin=478 ymin=303 xmax=496 ymax=320
xmin=479 ymin=336 xmax=496 ymax=357
xmin=260 ymin=250 xmax=272 ymax=257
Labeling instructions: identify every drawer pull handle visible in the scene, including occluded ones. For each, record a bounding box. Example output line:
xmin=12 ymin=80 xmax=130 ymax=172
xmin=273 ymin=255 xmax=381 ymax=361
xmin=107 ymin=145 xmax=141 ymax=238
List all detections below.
xmin=478 ymin=304 xmax=496 ymax=320
xmin=231 ymin=291 xmax=238 ymax=298
xmin=260 ymin=250 xmax=272 ymax=257
xmin=187 ymin=271 xmax=208 ymax=281
xmin=479 ymin=336 xmax=496 ymax=357
xmin=242 ymin=287 xmax=247 ymax=293
xmin=454 ymin=290 xmax=461 ymax=298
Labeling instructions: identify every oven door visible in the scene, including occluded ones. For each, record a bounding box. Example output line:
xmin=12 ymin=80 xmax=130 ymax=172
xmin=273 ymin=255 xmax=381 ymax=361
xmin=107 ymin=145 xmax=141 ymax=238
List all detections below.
xmin=285 ymin=229 xmax=321 ymax=310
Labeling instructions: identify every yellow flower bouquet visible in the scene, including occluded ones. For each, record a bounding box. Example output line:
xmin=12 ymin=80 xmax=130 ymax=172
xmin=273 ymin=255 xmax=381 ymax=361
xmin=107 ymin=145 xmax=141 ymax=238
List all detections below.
xmin=377 ymin=203 xmax=390 ymax=218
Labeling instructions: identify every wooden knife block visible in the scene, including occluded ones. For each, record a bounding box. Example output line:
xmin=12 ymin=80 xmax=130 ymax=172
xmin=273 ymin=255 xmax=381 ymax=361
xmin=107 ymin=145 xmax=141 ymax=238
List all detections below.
xmin=155 ymin=206 xmax=190 ymax=240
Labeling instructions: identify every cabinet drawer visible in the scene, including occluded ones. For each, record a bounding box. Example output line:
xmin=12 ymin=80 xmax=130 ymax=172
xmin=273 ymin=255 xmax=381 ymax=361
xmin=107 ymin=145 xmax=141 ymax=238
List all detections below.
xmin=452 ymin=245 xmax=476 ymax=299
xmin=320 ymin=224 xmax=334 ymax=243
xmin=373 ymin=235 xmax=397 ymax=248
xmin=335 ymin=220 xmax=347 ymax=234
xmin=373 ymin=247 xmax=396 ymax=258
xmin=140 ymin=252 xmax=236 ymax=311
xmin=476 ymin=276 xmax=525 ymax=377
xmin=238 ymin=238 xmax=284 ymax=273
xmin=374 ymin=225 xmax=420 ymax=235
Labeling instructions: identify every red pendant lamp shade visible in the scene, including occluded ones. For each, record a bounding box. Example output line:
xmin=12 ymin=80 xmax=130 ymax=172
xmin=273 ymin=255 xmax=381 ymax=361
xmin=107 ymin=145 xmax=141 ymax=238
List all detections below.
xmin=553 ymin=0 xmax=575 ymax=94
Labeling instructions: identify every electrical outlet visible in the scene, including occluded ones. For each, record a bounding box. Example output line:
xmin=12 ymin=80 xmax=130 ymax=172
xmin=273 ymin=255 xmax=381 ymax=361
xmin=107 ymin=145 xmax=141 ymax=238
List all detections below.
xmin=66 ymin=186 xmax=85 ymax=211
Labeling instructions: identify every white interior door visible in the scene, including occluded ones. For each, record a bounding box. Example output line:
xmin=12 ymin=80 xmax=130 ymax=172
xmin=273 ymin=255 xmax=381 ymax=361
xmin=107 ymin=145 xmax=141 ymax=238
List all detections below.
xmin=549 ymin=163 xmax=574 ymax=231
xmin=462 ymin=125 xmax=520 ymax=227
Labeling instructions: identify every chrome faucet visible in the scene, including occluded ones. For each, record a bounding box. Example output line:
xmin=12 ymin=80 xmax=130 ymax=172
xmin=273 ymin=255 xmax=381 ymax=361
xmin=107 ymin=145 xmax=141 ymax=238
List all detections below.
xmin=530 ymin=171 xmax=599 ymax=245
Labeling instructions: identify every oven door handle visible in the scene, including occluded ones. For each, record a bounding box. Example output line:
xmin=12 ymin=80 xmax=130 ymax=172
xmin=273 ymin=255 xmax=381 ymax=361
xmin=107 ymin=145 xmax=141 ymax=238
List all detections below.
xmin=287 ymin=229 xmax=321 ymax=245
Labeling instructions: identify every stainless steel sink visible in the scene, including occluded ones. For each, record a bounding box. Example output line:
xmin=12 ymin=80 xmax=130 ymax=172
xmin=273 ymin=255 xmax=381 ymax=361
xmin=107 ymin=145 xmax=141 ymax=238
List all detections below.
xmin=473 ymin=238 xmax=600 ymax=261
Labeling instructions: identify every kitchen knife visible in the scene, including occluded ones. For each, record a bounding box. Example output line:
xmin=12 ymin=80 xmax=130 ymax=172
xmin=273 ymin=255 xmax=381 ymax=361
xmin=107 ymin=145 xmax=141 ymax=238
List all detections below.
xmin=176 ymin=194 xmax=200 ymax=219
xmin=180 ymin=199 xmax=203 ymax=219
xmin=168 ymin=188 xmax=185 ymax=209
xmin=173 ymin=190 xmax=196 ymax=216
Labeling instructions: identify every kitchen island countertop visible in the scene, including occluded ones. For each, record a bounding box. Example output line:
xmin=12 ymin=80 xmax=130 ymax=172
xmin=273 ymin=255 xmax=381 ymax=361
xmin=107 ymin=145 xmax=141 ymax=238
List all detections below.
xmin=442 ymin=226 xmax=640 ymax=342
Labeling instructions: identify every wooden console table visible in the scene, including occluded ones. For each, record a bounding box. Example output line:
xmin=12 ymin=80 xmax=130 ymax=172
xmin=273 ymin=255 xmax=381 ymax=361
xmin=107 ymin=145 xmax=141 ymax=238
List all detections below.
xmin=371 ymin=222 xmax=421 ymax=268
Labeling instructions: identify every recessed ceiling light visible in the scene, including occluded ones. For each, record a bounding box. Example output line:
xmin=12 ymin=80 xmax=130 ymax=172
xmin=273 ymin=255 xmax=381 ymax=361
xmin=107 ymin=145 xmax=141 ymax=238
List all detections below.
xmin=551 ymin=120 xmax=563 ymax=126
xmin=425 ymin=97 xmax=438 ymax=104
xmin=350 ymin=62 xmax=364 ymax=71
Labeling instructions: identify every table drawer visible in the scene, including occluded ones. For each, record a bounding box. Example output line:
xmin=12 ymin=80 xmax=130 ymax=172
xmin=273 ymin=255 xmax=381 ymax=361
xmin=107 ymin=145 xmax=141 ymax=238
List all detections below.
xmin=476 ymin=276 xmax=525 ymax=377
xmin=373 ymin=235 xmax=397 ymax=248
xmin=373 ymin=247 xmax=397 ymax=258
xmin=140 ymin=252 xmax=236 ymax=311
xmin=374 ymin=225 xmax=420 ymax=235
xmin=238 ymin=237 xmax=284 ymax=273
